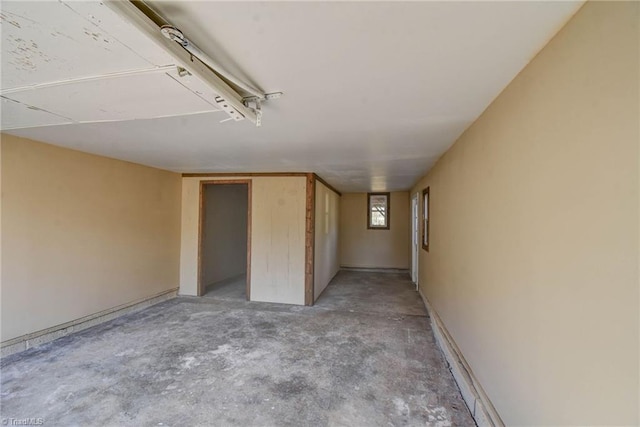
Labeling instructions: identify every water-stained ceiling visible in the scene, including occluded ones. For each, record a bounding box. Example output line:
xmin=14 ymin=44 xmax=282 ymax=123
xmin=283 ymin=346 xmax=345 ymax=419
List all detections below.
xmin=1 ymin=1 xmax=583 ymax=191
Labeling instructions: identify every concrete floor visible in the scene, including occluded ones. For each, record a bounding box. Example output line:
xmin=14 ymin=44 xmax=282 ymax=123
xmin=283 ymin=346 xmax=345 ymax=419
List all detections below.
xmin=1 ymin=271 xmax=474 ymax=426
xmin=204 ymin=274 xmax=247 ymax=301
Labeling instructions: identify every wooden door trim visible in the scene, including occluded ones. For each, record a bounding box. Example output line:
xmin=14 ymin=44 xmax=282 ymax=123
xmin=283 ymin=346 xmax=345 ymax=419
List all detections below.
xmin=185 ymin=172 xmax=308 ymax=178
xmin=305 ymin=173 xmax=315 ymax=305
xmin=198 ymin=179 xmax=252 ymax=300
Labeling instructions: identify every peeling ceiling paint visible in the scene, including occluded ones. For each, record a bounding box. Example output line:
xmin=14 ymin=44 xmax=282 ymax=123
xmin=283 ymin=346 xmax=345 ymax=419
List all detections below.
xmin=0 ymin=1 xmax=584 ymax=191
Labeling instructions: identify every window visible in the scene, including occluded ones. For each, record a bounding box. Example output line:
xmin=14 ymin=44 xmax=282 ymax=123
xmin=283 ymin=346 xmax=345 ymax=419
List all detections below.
xmin=422 ymin=187 xmax=429 ymax=251
xmin=367 ymin=192 xmax=390 ymax=229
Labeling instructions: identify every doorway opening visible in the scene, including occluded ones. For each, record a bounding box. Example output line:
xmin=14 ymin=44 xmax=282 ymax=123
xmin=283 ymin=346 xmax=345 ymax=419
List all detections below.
xmin=198 ymin=180 xmax=251 ymax=300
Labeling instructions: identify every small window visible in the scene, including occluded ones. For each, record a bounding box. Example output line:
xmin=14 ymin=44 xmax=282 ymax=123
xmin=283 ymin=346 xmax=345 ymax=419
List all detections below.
xmin=422 ymin=187 xmax=429 ymax=251
xmin=367 ymin=192 xmax=390 ymax=230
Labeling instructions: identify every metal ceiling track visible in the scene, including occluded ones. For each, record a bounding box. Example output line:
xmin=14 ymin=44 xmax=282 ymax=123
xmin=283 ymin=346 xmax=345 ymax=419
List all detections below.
xmin=105 ymin=0 xmax=281 ymax=126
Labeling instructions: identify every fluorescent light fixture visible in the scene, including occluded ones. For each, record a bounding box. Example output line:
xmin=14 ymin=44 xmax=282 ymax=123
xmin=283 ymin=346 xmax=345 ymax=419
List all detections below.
xmin=105 ymin=0 xmax=278 ymax=126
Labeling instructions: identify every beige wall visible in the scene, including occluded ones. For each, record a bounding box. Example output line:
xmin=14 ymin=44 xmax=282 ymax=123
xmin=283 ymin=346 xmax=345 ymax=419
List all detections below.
xmin=181 ymin=176 xmax=307 ymax=305
xmin=201 ymin=184 xmax=248 ymax=287
xmin=314 ymin=181 xmax=340 ymax=300
xmin=340 ymin=192 xmax=410 ymax=269
xmin=411 ymin=2 xmax=639 ymax=425
xmin=1 ymin=134 xmax=182 ymax=342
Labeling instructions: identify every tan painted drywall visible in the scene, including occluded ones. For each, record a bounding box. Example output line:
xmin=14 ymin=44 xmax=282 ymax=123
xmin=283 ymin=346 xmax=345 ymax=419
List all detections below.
xmin=411 ymin=2 xmax=639 ymax=425
xmin=0 ymin=137 xmax=3 ymax=325
xmin=314 ymin=181 xmax=340 ymax=300
xmin=1 ymin=134 xmax=182 ymax=342
xmin=180 ymin=176 xmax=307 ymax=305
xmin=201 ymin=184 xmax=248 ymax=287
xmin=340 ymin=192 xmax=410 ymax=269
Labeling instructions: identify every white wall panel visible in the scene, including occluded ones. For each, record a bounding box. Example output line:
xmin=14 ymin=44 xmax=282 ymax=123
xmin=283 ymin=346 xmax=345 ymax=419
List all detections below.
xmin=314 ymin=181 xmax=340 ymax=301
xmin=1 ymin=1 xmax=172 ymax=89
xmin=180 ymin=176 xmax=307 ymax=305
xmin=6 ymin=72 xmax=218 ymax=124
xmin=0 ymin=96 xmax=71 ymax=130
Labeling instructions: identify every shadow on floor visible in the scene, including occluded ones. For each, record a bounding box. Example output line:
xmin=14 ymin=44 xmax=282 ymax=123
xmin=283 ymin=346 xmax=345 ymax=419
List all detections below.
xmin=203 ymin=274 xmax=246 ymax=301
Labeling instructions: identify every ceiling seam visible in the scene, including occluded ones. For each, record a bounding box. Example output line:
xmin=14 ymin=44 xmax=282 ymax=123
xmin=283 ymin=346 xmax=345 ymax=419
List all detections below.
xmin=1 ymin=66 xmax=178 ymax=95
xmin=1 ymin=95 xmax=75 ymax=123
xmin=164 ymin=72 xmax=224 ymax=112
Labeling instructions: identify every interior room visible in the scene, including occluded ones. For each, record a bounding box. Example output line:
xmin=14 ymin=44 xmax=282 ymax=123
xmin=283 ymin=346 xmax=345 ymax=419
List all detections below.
xmin=200 ymin=182 xmax=250 ymax=300
xmin=1 ymin=1 xmax=638 ymax=426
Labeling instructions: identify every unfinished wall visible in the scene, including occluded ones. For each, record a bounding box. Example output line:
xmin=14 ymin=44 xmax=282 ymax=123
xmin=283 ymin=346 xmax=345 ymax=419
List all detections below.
xmin=181 ymin=176 xmax=307 ymax=305
xmin=314 ymin=181 xmax=340 ymax=301
xmin=411 ymin=2 xmax=639 ymax=425
xmin=1 ymin=134 xmax=182 ymax=342
xmin=201 ymin=184 xmax=248 ymax=287
xmin=340 ymin=192 xmax=410 ymax=269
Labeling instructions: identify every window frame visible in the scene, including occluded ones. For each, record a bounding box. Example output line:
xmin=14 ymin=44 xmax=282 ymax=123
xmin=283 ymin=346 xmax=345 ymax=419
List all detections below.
xmin=422 ymin=187 xmax=429 ymax=251
xmin=367 ymin=192 xmax=391 ymax=230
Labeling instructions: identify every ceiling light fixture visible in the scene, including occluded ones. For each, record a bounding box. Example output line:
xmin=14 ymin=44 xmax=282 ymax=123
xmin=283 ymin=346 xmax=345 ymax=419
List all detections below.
xmin=105 ymin=0 xmax=281 ymax=126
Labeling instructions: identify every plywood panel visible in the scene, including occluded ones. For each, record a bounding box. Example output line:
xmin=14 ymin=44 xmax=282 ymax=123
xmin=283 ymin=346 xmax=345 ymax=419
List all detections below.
xmin=314 ymin=181 xmax=340 ymax=301
xmin=6 ymin=71 xmax=218 ymax=124
xmin=250 ymin=177 xmax=306 ymax=305
xmin=0 ymin=96 xmax=71 ymax=130
xmin=1 ymin=1 xmax=172 ymax=89
xmin=180 ymin=177 xmax=202 ymax=296
xmin=64 ymin=1 xmax=172 ymax=66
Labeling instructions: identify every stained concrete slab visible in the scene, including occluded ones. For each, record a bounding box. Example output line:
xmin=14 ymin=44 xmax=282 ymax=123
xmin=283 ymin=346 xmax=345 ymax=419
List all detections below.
xmin=204 ymin=274 xmax=247 ymax=301
xmin=1 ymin=271 xmax=474 ymax=426
xmin=315 ymin=270 xmax=427 ymax=317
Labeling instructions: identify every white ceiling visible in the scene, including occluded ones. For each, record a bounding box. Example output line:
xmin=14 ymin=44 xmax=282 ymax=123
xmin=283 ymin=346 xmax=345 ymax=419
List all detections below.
xmin=1 ymin=1 xmax=583 ymax=192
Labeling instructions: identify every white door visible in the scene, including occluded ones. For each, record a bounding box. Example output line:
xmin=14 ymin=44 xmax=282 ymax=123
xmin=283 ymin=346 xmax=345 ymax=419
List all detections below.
xmin=411 ymin=193 xmax=419 ymax=286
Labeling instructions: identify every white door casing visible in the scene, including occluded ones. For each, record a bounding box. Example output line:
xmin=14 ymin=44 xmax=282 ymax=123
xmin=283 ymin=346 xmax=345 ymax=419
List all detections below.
xmin=411 ymin=193 xmax=419 ymax=286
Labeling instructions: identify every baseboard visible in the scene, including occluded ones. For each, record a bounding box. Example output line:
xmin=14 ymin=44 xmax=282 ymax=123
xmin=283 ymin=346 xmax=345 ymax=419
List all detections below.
xmin=340 ymin=266 xmax=410 ymax=274
xmin=1 ymin=287 xmax=178 ymax=358
xmin=419 ymin=290 xmax=505 ymax=427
